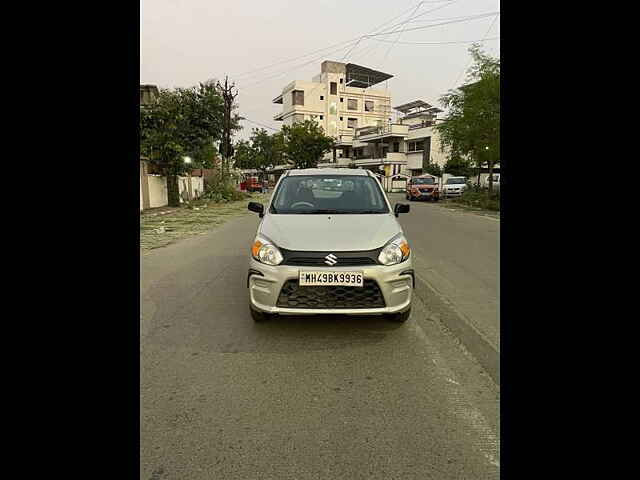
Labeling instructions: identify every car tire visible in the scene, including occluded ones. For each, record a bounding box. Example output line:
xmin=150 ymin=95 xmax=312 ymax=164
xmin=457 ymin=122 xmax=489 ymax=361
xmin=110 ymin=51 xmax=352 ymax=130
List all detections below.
xmin=250 ymin=305 xmax=272 ymax=323
xmin=406 ymin=193 xmax=410 ymax=200
xmin=386 ymin=308 xmax=411 ymax=323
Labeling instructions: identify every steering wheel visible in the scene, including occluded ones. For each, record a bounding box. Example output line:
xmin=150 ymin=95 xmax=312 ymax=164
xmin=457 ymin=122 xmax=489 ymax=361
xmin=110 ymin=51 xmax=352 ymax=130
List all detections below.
xmin=290 ymin=201 xmax=314 ymax=209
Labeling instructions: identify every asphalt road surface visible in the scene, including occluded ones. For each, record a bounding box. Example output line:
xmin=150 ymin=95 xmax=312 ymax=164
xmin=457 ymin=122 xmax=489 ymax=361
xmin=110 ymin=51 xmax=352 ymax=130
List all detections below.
xmin=140 ymin=202 xmax=500 ymax=480
xmin=391 ymin=193 xmax=500 ymax=352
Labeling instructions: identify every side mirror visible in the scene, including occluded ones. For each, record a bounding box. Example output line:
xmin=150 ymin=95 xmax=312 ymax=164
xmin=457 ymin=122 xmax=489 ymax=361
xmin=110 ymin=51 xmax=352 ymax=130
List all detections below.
xmin=394 ymin=203 xmax=410 ymax=217
xmin=248 ymin=201 xmax=264 ymax=218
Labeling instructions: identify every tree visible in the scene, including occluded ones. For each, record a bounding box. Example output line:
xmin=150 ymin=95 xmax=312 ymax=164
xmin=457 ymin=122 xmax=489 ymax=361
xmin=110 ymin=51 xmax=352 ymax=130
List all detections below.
xmin=281 ymin=120 xmax=334 ymax=169
xmin=140 ymin=81 xmax=225 ymax=206
xmin=424 ymin=163 xmax=443 ymax=178
xmin=436 ymin=44 xmax=500 ymax=192
xmin=443 ymin=154 xmax=474 ymax=178
xmin=232 ymin=140 xmax=256 ymax=170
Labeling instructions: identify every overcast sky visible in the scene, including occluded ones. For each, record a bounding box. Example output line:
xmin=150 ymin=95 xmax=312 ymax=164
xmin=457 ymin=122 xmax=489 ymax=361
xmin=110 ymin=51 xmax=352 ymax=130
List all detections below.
xmin=141 ymin=0 xmax=500 ymax=139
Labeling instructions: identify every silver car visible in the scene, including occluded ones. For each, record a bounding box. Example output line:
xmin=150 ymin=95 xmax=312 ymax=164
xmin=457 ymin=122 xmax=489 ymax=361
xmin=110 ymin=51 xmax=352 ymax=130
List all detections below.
xmin=247 ymin=168 xmax=413 ymax=323
xmin=442 ymin=176 xmax=468 ymax=197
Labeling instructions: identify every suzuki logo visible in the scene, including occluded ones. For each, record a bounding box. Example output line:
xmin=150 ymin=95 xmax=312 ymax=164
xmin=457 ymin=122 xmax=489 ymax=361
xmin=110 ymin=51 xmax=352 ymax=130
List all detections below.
xmin=324 ymin=254 xmax=338 ymax=266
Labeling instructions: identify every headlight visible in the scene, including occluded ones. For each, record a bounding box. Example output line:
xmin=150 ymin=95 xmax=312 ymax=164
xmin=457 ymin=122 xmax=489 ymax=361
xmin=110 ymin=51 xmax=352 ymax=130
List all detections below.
xmin=378 ymin=234 xmax=411 ymax=266
xmin=251 ymin=237 xmax=283 ymax=266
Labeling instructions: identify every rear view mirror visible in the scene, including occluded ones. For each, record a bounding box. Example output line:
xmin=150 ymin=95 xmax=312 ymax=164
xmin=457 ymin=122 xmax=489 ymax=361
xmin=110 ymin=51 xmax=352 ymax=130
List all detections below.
xmin=394 ymin=203 xmax=410 ymax=217
xmin=248 ymin=202 xmax=264 ymax=217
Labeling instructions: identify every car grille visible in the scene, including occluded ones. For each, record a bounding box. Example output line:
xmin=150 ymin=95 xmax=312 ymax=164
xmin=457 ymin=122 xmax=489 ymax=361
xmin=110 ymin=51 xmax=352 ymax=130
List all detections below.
xmin=276 ymin=280 xmax=386 ymax=309
xmin=280 ymin=248 xmax=381 ymax=267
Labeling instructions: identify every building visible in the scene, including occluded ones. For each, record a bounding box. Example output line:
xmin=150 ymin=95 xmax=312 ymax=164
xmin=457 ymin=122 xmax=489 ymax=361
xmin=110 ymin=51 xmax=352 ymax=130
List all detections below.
xmin=273 ymin=60 xmax=393 ymax=143
xmin=271 ymin=61 xmax=452 ymax=192
xmin=320 ymin=99 xmax=449 ymax=192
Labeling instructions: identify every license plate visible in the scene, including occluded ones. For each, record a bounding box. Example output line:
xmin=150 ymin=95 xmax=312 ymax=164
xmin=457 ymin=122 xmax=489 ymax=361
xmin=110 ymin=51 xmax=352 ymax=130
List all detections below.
xmin=299 ymin=271 xmax=364 ymax=287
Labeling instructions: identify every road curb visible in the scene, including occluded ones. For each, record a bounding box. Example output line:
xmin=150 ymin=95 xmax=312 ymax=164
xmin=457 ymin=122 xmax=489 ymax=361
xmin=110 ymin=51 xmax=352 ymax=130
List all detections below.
xmin=413 ymin=273 xmax=500 ymax=386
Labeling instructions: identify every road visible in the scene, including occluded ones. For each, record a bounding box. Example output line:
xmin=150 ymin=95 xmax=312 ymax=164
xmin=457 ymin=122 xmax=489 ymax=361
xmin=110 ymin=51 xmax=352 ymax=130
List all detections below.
xmin=391 ymin=193 xmax=500 ymax=353
xmin=140 ymin=201 xmax=500 ymax=480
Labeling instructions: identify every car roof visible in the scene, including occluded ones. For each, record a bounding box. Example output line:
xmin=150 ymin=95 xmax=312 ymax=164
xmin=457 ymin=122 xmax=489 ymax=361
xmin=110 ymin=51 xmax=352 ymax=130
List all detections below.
xmin=287 ymin=168 xmax=369 ymax=176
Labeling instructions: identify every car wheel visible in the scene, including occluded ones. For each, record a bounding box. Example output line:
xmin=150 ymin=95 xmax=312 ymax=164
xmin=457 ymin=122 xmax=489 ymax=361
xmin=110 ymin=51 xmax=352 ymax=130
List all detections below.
xmin=406 ymin=193 xmax=410 ymax=200
xmin=250 ymin=305 xmax=272 ymax=322
xmin=386 ymin=308 xmax=411 ymax=323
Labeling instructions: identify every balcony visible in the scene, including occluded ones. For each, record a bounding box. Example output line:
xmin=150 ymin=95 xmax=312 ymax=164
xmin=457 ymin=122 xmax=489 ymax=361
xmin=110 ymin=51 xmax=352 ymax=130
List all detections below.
xmin=355 ymin=124 xmax=409 ymax=142
xmin=353 ymin=152 xmax=407 ymax=166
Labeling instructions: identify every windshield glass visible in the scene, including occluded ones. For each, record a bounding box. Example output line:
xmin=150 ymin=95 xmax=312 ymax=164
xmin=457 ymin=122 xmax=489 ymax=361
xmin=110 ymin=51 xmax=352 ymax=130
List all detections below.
xmin=412 ymin=177 xmax=436 ymax=185
xmin=270 ymin=175 xmax=389 ymax=214
xmin=446 ymin=178 xmax=466 ymax=184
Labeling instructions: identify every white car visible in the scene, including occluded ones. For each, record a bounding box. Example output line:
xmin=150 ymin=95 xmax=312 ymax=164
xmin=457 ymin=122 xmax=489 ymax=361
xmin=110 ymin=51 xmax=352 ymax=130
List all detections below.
xmin=247 ymin=168 xmax=413 ymax=323
xmin=442 ymin=177 xmax=468 ymax=197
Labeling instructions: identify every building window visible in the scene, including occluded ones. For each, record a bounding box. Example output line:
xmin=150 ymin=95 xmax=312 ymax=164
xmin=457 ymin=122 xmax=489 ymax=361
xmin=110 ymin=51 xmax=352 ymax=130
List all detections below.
xmin=365 ymin=100 xmax=374 ymax=112
xmin=292 ymin=90 xmax=304 ymax=106
xmin=348 ymin=99 xmax=357 ymax=110
xmin=347 ymin=118 xmax=358 ymax=129
xmin=320 ymin=115 xmax=323 ymax=120
xmin=340 ymin=116 xmax=343 ymax=121
xmin=340 ymin=97 xmax=344 ymax=103
xmin=393 ymin=141 xmax=400 ymax=153
xmin=320 ymin=95 xmax=324 ymax=100
xmin=330 ymin=82 xmax=337 ymax=95
xmin=407 ymin=140 xmax=424 ymax=152
xmin=339 ymin=78 xmax=343 ymax=84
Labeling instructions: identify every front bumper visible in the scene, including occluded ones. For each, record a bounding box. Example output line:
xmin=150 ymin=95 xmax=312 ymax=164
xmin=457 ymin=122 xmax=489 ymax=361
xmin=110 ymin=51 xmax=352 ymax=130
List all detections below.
xmin=411 ymin=190 xmax=439 ymax=199
xmin=248 ymin=258 xmax=413 ymax=315
xmin=444 ymin=190 xmax=463 ymax=196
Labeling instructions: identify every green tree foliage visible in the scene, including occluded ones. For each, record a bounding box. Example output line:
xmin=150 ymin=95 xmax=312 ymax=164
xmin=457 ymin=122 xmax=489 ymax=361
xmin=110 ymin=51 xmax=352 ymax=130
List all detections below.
xmin=140 ymin=80 xmax=239 ymax=206
xmin=281 ymin=120 xmax=334 ymax=169
xmin=232 ymin=128 xmax=285 ymax=180
xmin=436 ymin=44 xmax=500 ymax=192
xmin=443 ymin=154 xmax=474 ymax=178
xmin=424 ymin=163 xmax=443 ymax=178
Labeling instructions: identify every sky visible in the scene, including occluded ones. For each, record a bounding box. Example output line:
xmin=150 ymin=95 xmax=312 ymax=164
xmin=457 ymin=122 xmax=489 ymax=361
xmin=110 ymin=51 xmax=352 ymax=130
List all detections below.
xmin=140 ymin=0 xmax=500 ymax=140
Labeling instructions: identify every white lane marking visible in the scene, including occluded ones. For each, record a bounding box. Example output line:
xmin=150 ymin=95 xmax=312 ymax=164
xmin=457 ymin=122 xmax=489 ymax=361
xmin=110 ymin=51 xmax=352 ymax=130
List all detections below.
xmin=409 ymin=318 xmax=500 ymax=470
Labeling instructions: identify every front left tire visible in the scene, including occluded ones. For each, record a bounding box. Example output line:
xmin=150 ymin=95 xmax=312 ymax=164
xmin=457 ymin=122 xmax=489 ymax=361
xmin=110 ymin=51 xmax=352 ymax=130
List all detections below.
xmin=386 ymin=307 xmax=411 ymax=323
xmin=250 ymin=305 xmax=272 ymax=322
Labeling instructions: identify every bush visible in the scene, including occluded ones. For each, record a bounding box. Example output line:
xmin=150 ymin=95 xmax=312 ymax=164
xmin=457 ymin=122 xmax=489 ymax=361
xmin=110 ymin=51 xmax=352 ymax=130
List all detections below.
xmin=452 ymin=189 xmax=500 ymax=211
xmin=201 ymin=172 xmax=249 ymax=203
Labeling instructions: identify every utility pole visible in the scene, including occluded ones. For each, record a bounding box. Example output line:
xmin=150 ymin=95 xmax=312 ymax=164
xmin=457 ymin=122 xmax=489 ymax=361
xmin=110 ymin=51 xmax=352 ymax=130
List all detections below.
xmin=216 ymin=76 xmax=238 ymax=179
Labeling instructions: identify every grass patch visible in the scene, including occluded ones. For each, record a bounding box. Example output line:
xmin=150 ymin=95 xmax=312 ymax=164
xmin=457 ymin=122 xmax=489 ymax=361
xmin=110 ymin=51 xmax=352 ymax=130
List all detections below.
xmin=449 ymin=189 xmax=500 ymax=212
xmin=140 ymin=192 xmax=269 ymax=252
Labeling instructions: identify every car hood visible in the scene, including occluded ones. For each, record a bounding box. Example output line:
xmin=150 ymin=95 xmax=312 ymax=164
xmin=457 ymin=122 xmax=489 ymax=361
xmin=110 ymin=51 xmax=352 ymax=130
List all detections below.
xmin=259 ymin=213 xmax=402 ymax=251
xmin=444 ymin=184 xmax=465 ymax=189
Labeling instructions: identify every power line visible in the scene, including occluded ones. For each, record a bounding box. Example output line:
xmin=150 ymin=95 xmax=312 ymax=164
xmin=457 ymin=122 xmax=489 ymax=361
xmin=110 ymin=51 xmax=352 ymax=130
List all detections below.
xmin=448 ymin=14 xmax=499 ymax=92
xmin=364 ymin=12 xmax=500 ymax=38
xmin=232 ymin=0 xmax=437 ymax=80
xmin=370 ymin=36 xmax=500 ymax=45
xmin=236 ymin=2 xmax=466 ymax=88
xmin=382 ymin=1 xmax=425 ymax=62
xmin=240 ymin=116 xmax=279 ymax=132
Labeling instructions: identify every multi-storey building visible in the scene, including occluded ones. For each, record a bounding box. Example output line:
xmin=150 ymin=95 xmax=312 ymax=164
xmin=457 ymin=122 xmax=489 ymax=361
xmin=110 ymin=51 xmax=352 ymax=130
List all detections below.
xmin=321 ymin=100 xmax=449 ymax=191
xmin=271 ymin=61 xmax=451 ymax=191
xmin=273 ymin=60 xmax=393 ymax=143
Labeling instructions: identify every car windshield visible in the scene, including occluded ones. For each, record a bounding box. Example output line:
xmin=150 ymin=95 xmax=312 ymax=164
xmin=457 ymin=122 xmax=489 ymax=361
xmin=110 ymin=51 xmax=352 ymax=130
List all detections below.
xmin=412 ymin=178 xmax=436 ymax=185
xmin=446 ymin=178 xmax=465 ymax=184
xmin=270 ymin=175 xmax=389 ymax=214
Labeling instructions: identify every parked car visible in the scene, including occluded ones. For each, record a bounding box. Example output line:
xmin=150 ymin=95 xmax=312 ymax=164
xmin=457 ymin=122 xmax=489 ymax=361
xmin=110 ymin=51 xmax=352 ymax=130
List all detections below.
xmin=247 ymin=168 xmax=413 ymax=323
xmin=442 ymin=176 xmax=468 ymax=197
xmin=246 ymin=177 xmax=263 ymax=193
xmin=406 ymin=175 xmax=440 ymax=202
